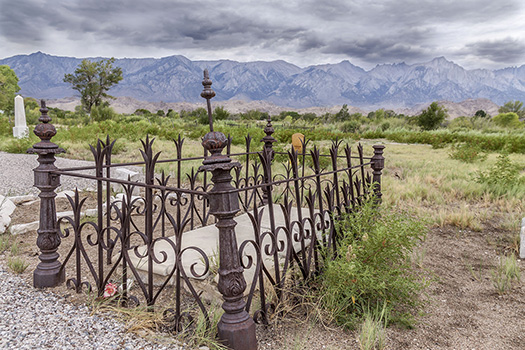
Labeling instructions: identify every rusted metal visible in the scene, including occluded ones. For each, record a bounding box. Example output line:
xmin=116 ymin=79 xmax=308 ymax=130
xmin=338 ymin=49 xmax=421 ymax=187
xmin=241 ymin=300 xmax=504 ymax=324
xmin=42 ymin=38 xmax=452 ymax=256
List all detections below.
xmin=31 ymin=71 xmax=385 ymax=348
xmin=201 ymin=68 xmax=216 ymax=132
xmin=28 ymin=100 xmax=65 ymax=288
xmin=371 ymin=144 xmax=385 ymax=204
xmin=199 ymin=70 xmax=257 ymax=350
xmin=260 ymin=117 xmax=276 ymax=205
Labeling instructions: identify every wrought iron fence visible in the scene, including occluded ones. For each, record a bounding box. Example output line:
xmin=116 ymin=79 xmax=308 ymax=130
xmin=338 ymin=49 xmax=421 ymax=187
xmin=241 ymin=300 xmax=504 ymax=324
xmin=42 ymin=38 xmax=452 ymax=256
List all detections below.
xmin=29 ymin=71 xmax=385 ymax=350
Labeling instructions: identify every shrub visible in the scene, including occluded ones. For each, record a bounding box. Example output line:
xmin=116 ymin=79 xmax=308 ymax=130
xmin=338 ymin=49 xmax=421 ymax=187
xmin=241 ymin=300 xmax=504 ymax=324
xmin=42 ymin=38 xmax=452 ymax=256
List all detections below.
xmin=90 ymin=105 xmax=117 ymax=122
xmin=492 ymin=112 xmax=522 ymax=128
xmin=2 ymin=134 xmax=38 ymax=153
xmin=318 ymin=200 xmax=427 ymax=329
xmin=342 ymin=120 xmax=360 ymax=133
xmin=417 ymin=102 xmax=447 ymax=130
xmin=476 ymin=153 xmax=521 ymax=187
xmin=449 ymin=143 xmax=487 ymax=163
xmin=0 ymin=116 xmax=10 ymax=136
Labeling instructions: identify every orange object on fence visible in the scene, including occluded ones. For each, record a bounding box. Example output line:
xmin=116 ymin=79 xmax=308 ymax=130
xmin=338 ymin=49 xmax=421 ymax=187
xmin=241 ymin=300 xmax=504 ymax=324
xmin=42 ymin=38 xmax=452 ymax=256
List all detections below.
xmin=292 ymin=133 xmax=305 ymax=153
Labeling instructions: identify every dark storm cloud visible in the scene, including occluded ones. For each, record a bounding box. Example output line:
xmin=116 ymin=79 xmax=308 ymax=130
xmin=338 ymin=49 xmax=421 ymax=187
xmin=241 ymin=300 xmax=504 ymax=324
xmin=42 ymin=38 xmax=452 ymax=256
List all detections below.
xmin=0 ymin=0 xmax=56 ymax=42
xmin=0 ymin=0 xmax=311 ymax=51
xmin=0 ymin=0 xmax=524 ymax=68
xmin=466 ymin=38 xmax=525 ymax=63
xmin=364 ymin=0 xmax=520 ymax=28
xmin=321 ymin=29 xmax=430 ymax=63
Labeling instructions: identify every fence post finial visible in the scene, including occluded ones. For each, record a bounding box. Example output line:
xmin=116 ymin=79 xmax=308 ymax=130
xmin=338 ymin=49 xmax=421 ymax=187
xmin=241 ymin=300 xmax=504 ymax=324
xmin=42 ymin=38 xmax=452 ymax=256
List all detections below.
xmin=261 ymin=116 xmax=276 ymax=205
xmin=199 ymin=72 xmax=257 ymax=350
xmin=371 ymin=144 xmax=385 ymax=204
xmin=28 ymin=100 xmax=65 ymax=288
xmin=201 ymin=68 xmax=216 ymax=132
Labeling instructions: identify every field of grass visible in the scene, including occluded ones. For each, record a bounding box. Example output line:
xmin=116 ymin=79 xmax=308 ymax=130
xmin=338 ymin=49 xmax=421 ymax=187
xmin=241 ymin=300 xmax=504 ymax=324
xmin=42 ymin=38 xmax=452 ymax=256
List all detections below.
xmin=1 ymin=106 xmax=525 ymax=349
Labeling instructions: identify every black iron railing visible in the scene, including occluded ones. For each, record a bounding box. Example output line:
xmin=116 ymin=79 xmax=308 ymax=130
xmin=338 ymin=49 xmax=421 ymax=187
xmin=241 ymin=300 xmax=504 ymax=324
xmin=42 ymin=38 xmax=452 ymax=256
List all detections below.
xmin=30 ymin=72 xmax=385 ymax=350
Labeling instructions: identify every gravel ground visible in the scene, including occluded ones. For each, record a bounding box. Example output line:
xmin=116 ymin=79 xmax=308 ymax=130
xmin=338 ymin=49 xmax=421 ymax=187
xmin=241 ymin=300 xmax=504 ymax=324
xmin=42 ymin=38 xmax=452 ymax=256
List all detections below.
xmin=0 ymin=152 xmax=177 ymax=350
xmin=0 ymin=265 xmax=180 ymax=350
xmin=0 ymin=151 xmax=97 ymax=196
xmin=0 ymin=151 xmax=141 ymax=196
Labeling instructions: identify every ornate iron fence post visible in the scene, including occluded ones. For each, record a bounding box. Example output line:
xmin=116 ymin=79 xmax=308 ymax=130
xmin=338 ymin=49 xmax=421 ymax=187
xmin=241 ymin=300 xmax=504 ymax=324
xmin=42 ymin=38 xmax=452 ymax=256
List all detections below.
xmin=260 ymin=117 xmax=276 ymax=205
xmin=28 ymin=100 xmax=65 ymax=288
xmin=199 ymin=70 xmax=257 ymax=350
xmin=371 ymin=145 xmax=385 ymax=204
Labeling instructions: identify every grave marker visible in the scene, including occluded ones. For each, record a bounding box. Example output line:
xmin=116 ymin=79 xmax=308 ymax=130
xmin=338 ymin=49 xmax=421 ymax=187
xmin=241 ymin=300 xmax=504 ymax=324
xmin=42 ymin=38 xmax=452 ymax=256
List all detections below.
xmin=13 ymin=95 xmax=29 ymax=138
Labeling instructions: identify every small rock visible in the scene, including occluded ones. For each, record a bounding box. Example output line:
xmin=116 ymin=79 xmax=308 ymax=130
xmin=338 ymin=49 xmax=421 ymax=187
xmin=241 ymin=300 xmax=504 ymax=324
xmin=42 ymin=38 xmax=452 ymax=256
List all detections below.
xmin=0 ymin=195 xmax=16 ymax=234
xmin=9 ymin=221 xmax=39 ymax=235
xmin=7 ymin=194 xmax=37 ymax=205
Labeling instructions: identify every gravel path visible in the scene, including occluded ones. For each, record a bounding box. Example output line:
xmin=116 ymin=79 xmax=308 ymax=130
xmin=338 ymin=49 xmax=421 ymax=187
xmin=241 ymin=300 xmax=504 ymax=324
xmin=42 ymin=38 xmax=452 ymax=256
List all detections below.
xmin=0 ymin=265 xmax=181 ymax=350
xmin=0 ymin=153 xmax=179 ymax=349
xmin=0 ymin=151 xmax=97 ymax=196
xmin=0 ymin=152 xmax=141 ymax=196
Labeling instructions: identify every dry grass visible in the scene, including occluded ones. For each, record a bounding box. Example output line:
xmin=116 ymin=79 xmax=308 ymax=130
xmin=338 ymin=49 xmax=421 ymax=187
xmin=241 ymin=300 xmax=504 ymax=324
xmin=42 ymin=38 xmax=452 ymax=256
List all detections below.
xmin=378 ymin=141 xmax=525 ymax=232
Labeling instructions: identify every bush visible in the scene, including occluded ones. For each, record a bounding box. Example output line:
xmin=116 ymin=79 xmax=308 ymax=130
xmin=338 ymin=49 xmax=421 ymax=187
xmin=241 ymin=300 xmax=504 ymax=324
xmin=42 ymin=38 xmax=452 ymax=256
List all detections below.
xmin=476 ymin=153 xmax=522 ymax=188
xmin=318 ymin=200 xmax=427 ymax=329
xmin=417 ymin=102 xmax=447 ymax=131
xmin=492 ymin=112 xmax=522 ymax=128
xmin=0 ymin=116 xmax=10 ymax=136
xmin=342 ymin=120 xmax=360 ymax=133
xmin=91 ymin=105 xmax=117 ymax=122
xmin=2 ymin=134 xmax=38 ymax=153
xmin=449 ymin=143 xmax=487 ymax=163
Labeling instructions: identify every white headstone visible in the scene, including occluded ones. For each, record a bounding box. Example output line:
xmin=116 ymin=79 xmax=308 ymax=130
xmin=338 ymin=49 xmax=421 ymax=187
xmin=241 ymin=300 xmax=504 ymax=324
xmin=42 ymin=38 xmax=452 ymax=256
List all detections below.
xmin=13 ymin=95 xmax=29 ymax=138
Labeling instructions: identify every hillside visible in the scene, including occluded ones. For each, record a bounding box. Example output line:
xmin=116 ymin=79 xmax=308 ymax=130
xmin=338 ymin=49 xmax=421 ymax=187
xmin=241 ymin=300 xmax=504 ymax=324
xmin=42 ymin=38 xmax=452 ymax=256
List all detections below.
xmin=47 ymin=96 xmax=498 ymax=119
xmin=2 ymin=52 xmax=524 ymax=109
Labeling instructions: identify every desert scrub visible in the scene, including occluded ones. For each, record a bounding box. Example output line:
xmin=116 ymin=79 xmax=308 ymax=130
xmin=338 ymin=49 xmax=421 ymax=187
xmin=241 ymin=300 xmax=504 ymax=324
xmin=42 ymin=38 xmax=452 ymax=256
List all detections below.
xmin=449 ymin=142 xmax=487 ymax=163
xmin=317 ymin=200 xmax=427 ymax=329
xmin=358 ymin=303 xmax=388 ymax=350
xmin=475 ymin=153 xmax=524 ymax=197
xmin=7 ymin=257 xmax=29 ymax=274
xmin=491 ymin=254 xmax=521 ymax=295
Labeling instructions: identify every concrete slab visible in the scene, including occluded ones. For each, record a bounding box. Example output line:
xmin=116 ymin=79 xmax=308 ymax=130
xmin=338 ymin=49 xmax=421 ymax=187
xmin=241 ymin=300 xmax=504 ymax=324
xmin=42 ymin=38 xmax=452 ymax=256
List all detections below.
xmin=125 ymin=205 xmax=321 ymax=291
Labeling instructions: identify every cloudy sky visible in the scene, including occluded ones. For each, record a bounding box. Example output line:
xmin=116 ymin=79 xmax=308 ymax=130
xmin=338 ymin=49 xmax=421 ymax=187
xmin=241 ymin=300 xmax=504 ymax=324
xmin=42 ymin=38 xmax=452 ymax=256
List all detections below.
xmin=1 ymin=0 xmax=524 ymax=70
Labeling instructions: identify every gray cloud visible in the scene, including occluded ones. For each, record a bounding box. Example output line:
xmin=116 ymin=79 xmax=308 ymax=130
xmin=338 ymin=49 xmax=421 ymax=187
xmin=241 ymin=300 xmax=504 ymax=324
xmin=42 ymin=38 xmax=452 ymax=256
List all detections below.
xmin=465 ymin=38 xmax=525 ymax=63
xmin=0 ymin=0 xmax=524 ymax=69
xmin=321 ymin=29 xmax=431 ymax=63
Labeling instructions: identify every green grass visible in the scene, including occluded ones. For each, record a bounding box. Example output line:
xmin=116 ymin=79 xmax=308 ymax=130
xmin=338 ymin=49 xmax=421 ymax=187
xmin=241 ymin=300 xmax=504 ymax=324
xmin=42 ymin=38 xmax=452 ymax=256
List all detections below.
xmin=491 ymin=254 xmax=521 ymax=294
xmin=0 ymin=235 xmax=10 ymax=252
xmin=318 ymin=198 xmax=427 ymax=329
xmin=7 ymin=257 xmax=29 ymax=274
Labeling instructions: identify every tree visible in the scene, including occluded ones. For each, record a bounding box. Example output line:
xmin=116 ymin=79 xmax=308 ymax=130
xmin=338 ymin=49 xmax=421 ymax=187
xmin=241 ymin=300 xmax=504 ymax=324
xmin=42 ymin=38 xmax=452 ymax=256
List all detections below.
xmin=499 ymin=101 xmax=524 ymax=119
xmin=492 ymin=112 xmax=522 ymax=128
xmin=0 ymin=65 xmax=21 ymax=118
xmin=335 ymin=104 xmax=350 ymax=121
xmin=64 ymin=58 xmax=123 ymax=113
xmin=417 ymin=102 xmax=448 ymax=130
xmin=213 ymin=106 xmax=230 ymax=121
xmin=474 ymin=109 xmax=488 ymax=118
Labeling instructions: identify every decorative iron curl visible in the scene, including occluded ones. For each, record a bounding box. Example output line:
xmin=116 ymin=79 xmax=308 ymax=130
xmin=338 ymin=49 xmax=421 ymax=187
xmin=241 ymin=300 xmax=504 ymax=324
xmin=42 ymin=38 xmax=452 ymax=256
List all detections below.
xmin=162 ymin=309 xmax=194 ymax=333
xmin=253 ymin=303 xmax=276 ymax=324
xmin=66 ymin=278 xmax=92 ymax=293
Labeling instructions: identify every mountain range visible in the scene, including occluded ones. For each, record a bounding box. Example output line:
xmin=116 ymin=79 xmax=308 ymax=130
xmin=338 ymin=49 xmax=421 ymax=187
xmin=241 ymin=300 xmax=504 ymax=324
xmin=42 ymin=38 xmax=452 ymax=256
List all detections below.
xmin=1 ymin=52 xmax=524 ymax=109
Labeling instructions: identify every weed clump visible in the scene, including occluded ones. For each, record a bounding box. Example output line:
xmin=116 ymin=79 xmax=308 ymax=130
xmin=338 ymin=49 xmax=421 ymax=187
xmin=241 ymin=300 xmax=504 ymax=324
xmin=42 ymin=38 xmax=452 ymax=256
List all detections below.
xmin=475 ymin=153 xmax=524 ymax=197
xmin=449 ymin=142 xmax=487 ymax=163
xmin=317 ymin=200 xmax=427 ymax=329
xmin=491 ymin=254 xmax=521 ymax=295
xmin=7 ymin=257 xmax=29 ymax=274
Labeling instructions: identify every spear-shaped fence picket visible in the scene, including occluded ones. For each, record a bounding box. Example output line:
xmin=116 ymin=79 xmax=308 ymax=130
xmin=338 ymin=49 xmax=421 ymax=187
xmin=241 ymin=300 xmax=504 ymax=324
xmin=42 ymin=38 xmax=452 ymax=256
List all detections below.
xmin=29 ymin=72 xmax=384 ymax=350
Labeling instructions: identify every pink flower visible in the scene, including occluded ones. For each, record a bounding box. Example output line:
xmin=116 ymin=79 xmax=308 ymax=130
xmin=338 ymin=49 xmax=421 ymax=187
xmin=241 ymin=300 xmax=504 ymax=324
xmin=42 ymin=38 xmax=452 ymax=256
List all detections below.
xmin=104 ymin=282 xmax=118 ymax=298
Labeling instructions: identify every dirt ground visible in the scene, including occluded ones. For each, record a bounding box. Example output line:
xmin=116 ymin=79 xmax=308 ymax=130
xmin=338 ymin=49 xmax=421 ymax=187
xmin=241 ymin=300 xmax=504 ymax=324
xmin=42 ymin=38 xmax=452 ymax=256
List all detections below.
xmin=6 ymin=197 xmax=525 ymax=350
